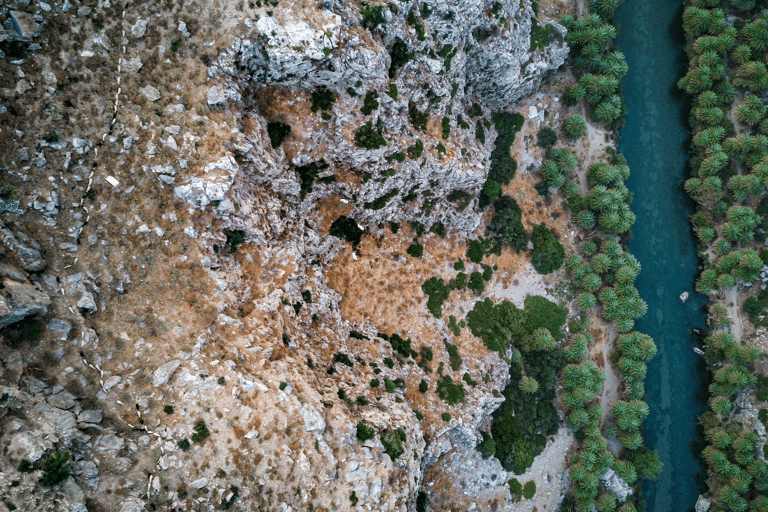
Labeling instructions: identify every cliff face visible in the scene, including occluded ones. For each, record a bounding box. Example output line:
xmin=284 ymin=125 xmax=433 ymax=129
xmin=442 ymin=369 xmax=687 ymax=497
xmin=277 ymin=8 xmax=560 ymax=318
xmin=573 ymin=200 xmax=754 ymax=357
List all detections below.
xmin=0 ymin=0 xmax=570 ymax=510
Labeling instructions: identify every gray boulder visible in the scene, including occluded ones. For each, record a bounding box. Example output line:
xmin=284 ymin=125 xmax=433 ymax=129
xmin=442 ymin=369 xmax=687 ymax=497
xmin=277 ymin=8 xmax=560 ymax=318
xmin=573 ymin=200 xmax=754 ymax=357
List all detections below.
xmin=0 ymin=279 xmax=50 ymax=328
xmin=153 ymin=359 xmax=181 ymax=387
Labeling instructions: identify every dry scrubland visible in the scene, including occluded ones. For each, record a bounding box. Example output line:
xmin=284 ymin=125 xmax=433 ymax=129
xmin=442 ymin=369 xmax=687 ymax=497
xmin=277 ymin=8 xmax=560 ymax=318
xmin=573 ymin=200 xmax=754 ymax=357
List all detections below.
xmin=0 ymin=0 xmax=655 ymax=510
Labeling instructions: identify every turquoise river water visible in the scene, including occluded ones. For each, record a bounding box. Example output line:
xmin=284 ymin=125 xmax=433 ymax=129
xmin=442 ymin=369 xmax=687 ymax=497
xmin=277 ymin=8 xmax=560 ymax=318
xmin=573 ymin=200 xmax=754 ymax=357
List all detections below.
xmin=613 ymin=0 xmax=709 ymax=510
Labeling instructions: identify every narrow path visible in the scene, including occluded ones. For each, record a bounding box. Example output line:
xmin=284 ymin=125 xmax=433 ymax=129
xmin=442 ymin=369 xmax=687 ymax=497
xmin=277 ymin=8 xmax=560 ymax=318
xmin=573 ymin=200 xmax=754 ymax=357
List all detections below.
xmin=725 ymin=286 xmax=743 ymax=342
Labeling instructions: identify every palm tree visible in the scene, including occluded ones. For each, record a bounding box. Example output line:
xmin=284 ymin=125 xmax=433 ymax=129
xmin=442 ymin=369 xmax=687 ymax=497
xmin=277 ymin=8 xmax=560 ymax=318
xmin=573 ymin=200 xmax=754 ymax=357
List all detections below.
xmin=577 ymin=292 xmax=598 ymax=310
xmin=592 ymin=95 xmax=623 ymax=123
xmin=592 ymin=254 xmax=613 ymax=274
xmin=564 ymin=114 xmax=587 ymax=139
xmin=576 ymin=210 xmax=597 ymax=229
xmin=736 ymin=95 xmax=767 ymax=126
xmin=519 ymin=376 xmax=540 ymax=394
xmin=742 ymin=15 xmax=768 ymax=52
xmin=710 ymin=395 xmax=732 ymax=416
xmin=693 ymin=126 xmax=726 ymax=148
xmin=620 ymin=431 xmax=643 ymax=450
xmin=589 ymin=0 xmax=622 ymax=19
xmin=567 ymin=408 xmax=591 ymax=430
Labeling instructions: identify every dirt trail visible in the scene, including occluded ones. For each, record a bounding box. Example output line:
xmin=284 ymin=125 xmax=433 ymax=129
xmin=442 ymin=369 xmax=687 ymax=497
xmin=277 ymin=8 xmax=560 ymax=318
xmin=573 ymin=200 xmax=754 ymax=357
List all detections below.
xmin=726 ymin=286 xmax=744 ymax=342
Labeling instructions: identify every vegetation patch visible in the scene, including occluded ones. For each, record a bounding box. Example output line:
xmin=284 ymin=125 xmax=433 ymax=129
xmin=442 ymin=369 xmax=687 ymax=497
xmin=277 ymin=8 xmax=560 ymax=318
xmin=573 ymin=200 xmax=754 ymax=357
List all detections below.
xmin=530 ymin=224 xmax=565 ymax=274
xmin=39 ymin=450 xmax=70 ymax=487
xmin=267 ymin=122 xmax=291 ymax=148
xmin=380 ymin=428 xmax=407 ymax=460
xmin=310 ymin=87 xmax=335 ymax=112
xmin=354 ymin=122 xmax=386 ymax=149
xmin=488 ymin=196 xmax=528 ymax=252
xmin=329 ymin=216 xmax=364 ymax=250
xmin=295 ymin=160 xmax=328 ymax=199
xmin=356 ymin=421 xmax=375 ymax=442
xmin=361 ymin=90 xmax=379 ymax=115
xmin=436 ymin=375 xmax=466 ymax=404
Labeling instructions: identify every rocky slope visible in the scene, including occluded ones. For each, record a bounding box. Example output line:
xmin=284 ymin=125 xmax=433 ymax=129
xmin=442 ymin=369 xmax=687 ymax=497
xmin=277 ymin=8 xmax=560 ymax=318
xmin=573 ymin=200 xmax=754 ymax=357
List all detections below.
xmin=0 ymin=0 xmax=574 ymax=510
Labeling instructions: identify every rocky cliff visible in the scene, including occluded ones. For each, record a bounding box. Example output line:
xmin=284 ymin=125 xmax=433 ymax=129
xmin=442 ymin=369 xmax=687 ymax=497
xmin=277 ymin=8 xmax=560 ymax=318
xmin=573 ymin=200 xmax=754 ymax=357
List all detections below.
xmin=0 ymin=0 xmax=571 ymax=510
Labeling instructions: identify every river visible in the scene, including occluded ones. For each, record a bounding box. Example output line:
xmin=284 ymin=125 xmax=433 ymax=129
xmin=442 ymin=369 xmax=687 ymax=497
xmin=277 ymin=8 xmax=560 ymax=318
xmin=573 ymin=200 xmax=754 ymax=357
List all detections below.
xmin=613 ymin=0 xmax=709 ymax=510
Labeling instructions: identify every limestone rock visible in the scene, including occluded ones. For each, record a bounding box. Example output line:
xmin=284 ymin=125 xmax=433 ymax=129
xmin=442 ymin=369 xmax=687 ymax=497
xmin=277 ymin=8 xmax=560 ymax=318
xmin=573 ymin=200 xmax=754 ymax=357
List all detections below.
xmin=696 ymin=495 xmax=711 ymax=512
xmin=153 ymin=359 xmax=181 ymax=387
xmin=600 ymin=468 xmax=633 ymax=503
xmin=173 ymin=154 xmax=239 ymax=208
xmin=0 ymin=279 xmax=50 ymax=328
xmin=140 ymin=85 xmax=161 ymax=102
xmin=119 ymin=497 xmax=147 ymax=512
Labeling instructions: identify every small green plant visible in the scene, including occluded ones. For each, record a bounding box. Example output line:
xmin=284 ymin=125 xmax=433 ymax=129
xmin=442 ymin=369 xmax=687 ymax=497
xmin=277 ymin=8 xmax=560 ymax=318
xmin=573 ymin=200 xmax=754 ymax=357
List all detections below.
xmin=222 ymin=486 xmax=240 ymax=510
xmin=356 ymin=421 xmax=375 ymax=442
xmin=354 ymin=122 xmax=386 ymax=149
xmin=163 ymin=405 xmax=174 ymax=414
xmin=537 ymin=127 xmax=557 ymax=148
xmin=17 ymin=459 xmax=35 ymax=473
xmin=361 ymin=4 xmax=385 ymax=28
xmin=334 ymin=352 xmax=354 ymax=367
xmin=171 ymin=38 xmax=181 ymax=52
xmin=361 ymin=90 xmax=380 ymax=115
xmin=442 ymin=117 xmax=451 ymax=139
xmin=217 ymin=376 xmax=226 ymax=385
xmin=329 ymin=216 xmax=364 ymax=249
xmin=419 ymin=380 xmax=429 ymax=393
xmin=409 ymin=102 xmax=429 ymax=131
xmin=39 ymin=450 xmax=70 ymax=487
xmin=350 ymin=491 xmax=359 ymax=506
xmin=381 ymin=428 xmax=407 ymax=460
xmin=508 ymin=478 xmax=523 ymax=496
xmin=191 ymin=420 xmax=210 ymax=442
xmin=477 ymin=432 xmax=496 ymax=458
xmin=279 ymin=381 xmax=288 ymax=390
xmin=441 ymin=412 xmax=451 ymax=422
xmin=407 ymin=241 xmax=424 ymax=258
xmin=370 ymin=378 xmax=380 ymax=388
xmin=444 ymin=341 xmax=462 ymax=370
xmin=522 ymin=481 xmax=536 ymax=499
xmin=267 ymin=122 xmax=291 ymax=148
xmin=311 ymin=87 xmax=336 ymax=112
xmin=436 ymin=375 xmax=466 ymax=404
xmin=356 ymin=396 xmax=369 ymax=406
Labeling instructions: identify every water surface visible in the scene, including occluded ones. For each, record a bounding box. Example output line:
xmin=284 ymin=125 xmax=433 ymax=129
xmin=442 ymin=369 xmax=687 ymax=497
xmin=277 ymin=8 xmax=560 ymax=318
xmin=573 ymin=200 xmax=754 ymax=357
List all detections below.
xmin=613 ymin=1 xmax=708 ymax=510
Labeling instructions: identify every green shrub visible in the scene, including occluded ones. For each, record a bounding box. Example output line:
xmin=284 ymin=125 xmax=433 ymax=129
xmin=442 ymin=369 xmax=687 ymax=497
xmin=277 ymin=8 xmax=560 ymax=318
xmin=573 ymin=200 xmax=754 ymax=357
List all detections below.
xmin=178 ymin=439 xmax=191 ymax=450
xmin=419 ymin=380 xmax=429 ymax=392
xmin=444 ymin=340 xmax=462 ymax=370
xmin=39 ymin=450 xmax=70 ymax=487
xmin=361 ymin=90 xmax=379 ymax=115
xmin=385 ymin=379 xmax=397 ymax=393
xmin=442 ymin=117 xmax=451 ymax=139
xmin=407 ymin=241 xmax=424 ymax=258
xmin=386 ymin=83 xmax=398 ymax=100
xmin=370 ymin=378 xmax=380 ymax=388
xmin=17 ymin=459 xmax=34 ymax=473
xmin=483 ymin=179 xmax=502 ymax=202
xmin=365 ymin=189 xmax=398 ymax=210
xmin=389 ymin=39 xmax=412 ymax=78
xmin=383 ymin=357 xmax=394 ymax=368
xmin=409 ymin=102 xmax=429 ymax=131
xmin=389 ymin=333 xmax=417 ymax=359
xmin=226 ymin=230 xmax=246 ymax=253
xmin=311 ymin=88 xmax=335 ymax=112
xmin=408 ymin=140 xmax=424 ymax=158
xmin=191 ymin=420 xmax=210 ymax=442
xmin=416 ymin=491 xmax=429 ymax=512
xmin=334 ymin=352 xmax=353 ymax=367
xmin=380 ymin=428 xmax=407 ymax=460
xmin=488 ymin=196 xmax=528 ymax=251
xmin=436 ymin=375 xmax=466 ymax=404
xmin=437 ymin=142 xmax=446 ymax=154
xmin=530 ymin=224 xmax=565 ymax=274
xmin=441 ymin=412 xmax=451 ymax=422
xmin=422 ymin=277 xmax=450 ymax=317
xmin=537 ymin=127 xmax=558 ymax=148
xmin=361 ymin=4 xmax=384 ymax=28
xmin=354 ymin=122 xmax=386 ymax=149
xmin=522 ymin=481 xmax=536 ymax=499
xmin=468 ymin=271 xmax=486 ymax=295
xmin=489 ymin=113 xmax=524 ymax=186
xmin=295 ymin=161 xmax=329 ymax=199
xmin=447 ymin=315 xmax=461 ymax=336
xmin=164 ymin=405 xmax=174 ymax=414
xmin=267 ymin=122 xmax=291 ymax=148
xmin=477 ymin=432 xmax=496 ymax=458
xmin=463 ymin=372 xmax=478 ymax=386
xmin=508 ymin=478 xmax=523 ymax=495
xmin=356 ymin=421 xmax=375 ymax=441
xmin=329 ymin=216 xmax=364 ymax=249
xmin=222 ymin=486 xmax=240 ymax=510
xmin=350 ymin=491 xmax=358 ymax=506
